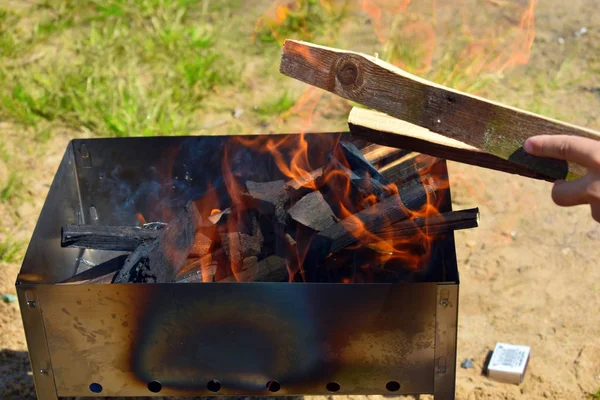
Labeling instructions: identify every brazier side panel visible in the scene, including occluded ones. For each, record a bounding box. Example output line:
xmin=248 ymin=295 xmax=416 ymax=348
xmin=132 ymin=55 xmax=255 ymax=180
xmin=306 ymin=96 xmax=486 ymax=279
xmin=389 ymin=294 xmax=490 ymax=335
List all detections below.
xmin=38 ymin=283 xmax=437 ymax=397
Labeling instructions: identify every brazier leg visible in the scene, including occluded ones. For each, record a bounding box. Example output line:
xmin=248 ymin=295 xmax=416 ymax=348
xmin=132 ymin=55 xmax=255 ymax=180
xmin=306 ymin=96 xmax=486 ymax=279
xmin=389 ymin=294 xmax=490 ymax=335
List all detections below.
xmin=433 ymin=284 xmax=458 ymax=400
xmin=17 ymin=287 xmax=59 ymax=400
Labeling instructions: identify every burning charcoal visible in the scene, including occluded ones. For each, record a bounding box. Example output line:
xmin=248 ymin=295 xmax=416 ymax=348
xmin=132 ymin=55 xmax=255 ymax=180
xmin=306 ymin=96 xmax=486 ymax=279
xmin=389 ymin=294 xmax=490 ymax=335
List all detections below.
xmin=327 ymin=147 xmax=394 ymax=203
xmin=113 ymin=202 xmax=200 ymax=283
xmin=61 ymin=225 xmax=162 ymax=252
xmin=338 ymin=141 xmax=389 ymax=185
xmin=174 ymin=268 xmax=204 ymax=283
xmin=113 ymin=241 xmax=159 ymax=283
xmin=61 ymin=254 xmax=129 ymax=284
xmin=219 ymin=255 xmax=288 ymax=282
xmin=175 ymin=258 xmax=217 ymax=283
xmin=62 ymin=215 xmax=216 ymax=254
xmin=242 ymin=256 xmax=258 ymax=271
xmin=301 ymin=184 xmax=435 ymax=281
xmin=208 ymin=208 xmax=230 ymax=225
xmin=284 ymin=168 xmax=324 ymax=191
xmin=246 ymin=180 xmax=289 ymax=224
xmin=219 ymin=212 xmax=263 ymax=269
xmin=190 ymin=231 xmax=212 ymax=257
xmin=288 ymin=190 xmax=339 ymax=232
xmin=142 ymin=222 xmax=167 ymax=230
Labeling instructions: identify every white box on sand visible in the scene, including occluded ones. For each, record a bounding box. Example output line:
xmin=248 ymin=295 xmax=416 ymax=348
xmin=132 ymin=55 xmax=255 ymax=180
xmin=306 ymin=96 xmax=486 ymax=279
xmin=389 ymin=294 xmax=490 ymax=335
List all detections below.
xmin=487 ymin=342 xmax=531 ymax=384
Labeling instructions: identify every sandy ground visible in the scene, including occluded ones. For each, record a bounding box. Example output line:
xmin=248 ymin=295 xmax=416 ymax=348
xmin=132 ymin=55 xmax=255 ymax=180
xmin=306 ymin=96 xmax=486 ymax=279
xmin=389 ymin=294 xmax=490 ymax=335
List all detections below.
xmin=1 ymin=0 xmax=600 ymax=400
xmin=2 ymin=158 xmax=599 ymax=399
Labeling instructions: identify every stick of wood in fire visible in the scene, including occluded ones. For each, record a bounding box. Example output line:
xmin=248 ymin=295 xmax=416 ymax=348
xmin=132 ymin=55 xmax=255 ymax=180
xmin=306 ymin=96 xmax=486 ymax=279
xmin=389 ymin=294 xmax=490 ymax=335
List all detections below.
xmin=279 ymin=40 xmax=600 ymax=181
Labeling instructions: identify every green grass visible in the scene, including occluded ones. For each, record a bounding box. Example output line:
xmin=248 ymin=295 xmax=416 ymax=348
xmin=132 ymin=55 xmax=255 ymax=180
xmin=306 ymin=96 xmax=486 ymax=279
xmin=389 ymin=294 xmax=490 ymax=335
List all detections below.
xmin=0 ymin=0 xmax=238 ymax=137
xmin=0 ymin=236 xmax=23 ymax=263
xmin=0 ymin=171 xmax=23 ymax=203
xmin=0 ymin=140 xmax=25 ymax=204
xmin=591 ymin=389 xmax=600 ymax=400
xmin=254 ymin=90 xmax=296 ymax=117
xmin=382 ymin=29 xmax=502 ymax=94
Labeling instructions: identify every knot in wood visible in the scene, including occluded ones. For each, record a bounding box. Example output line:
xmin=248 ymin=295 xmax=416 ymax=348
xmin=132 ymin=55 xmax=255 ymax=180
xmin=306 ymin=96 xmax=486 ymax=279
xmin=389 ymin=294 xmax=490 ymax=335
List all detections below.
xmin=337 ymin=62 xmax=358 ymax=86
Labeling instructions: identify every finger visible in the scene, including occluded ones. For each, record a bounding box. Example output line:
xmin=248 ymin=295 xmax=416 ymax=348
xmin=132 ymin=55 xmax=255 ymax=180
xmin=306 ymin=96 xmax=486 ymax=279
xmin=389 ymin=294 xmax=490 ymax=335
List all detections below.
xmin=551 ymin=177 xmax=592 ymax=207
xmin=524 ymin=135 xmax=600 ymax=170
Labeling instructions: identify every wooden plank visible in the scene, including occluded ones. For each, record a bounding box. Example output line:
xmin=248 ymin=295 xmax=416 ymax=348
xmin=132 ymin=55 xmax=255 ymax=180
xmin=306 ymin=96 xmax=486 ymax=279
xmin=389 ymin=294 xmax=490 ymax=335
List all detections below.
xmin=349 ymin=108 xmax=552 ymax=181
xmin=280 ymin=40 xmax=600 ymax=180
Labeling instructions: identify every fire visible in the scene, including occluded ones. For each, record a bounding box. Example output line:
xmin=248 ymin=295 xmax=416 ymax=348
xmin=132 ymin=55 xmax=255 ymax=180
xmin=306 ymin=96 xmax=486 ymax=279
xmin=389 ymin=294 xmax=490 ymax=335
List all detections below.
xmin=135 ymin=212 xmax=147 ymax=226
xmin=149 ymin=2 xmax=539 ymax=283
xmin=363 ymin=0 xmax=537 ymax=82
xmin=174 ymin=127 xmax=449 ymax=283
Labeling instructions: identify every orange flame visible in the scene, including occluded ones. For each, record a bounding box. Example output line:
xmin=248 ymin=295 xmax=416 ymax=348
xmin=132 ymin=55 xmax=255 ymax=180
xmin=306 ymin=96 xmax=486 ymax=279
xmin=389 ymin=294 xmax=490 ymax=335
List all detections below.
xmin=135 ymin=212 xmax=147 ymax=226
xmin=175 ymin=0 xmax=540 ymax=283
xmin=498 ymin=0 xmax=536 ymax=73
xmin=362 ymin=0 xmax=412 ymax=44
xmin=358 ymin=0 xmax=537 ymax=84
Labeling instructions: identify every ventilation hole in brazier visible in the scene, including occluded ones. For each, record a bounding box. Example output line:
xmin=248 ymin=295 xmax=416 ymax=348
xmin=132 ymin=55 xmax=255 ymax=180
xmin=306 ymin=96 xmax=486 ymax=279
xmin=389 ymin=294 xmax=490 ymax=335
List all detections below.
xmin=89 ymin=383 xmax=102 ymax=393
xmin=207 ymin=380 xmax=221 ymax=392
xmin=267 ymin=380 xmax=281 ymax=392
xmin=147 ymin=380 xmax=162 ymax=393
xmin=326 ymin=382 xmax=340 ymax=392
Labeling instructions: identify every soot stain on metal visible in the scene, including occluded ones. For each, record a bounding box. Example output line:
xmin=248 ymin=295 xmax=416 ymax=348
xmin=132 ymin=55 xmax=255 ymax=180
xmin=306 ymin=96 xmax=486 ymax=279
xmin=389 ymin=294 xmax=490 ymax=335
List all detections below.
xmin=129 ymin=284 xmax=323 ymax=392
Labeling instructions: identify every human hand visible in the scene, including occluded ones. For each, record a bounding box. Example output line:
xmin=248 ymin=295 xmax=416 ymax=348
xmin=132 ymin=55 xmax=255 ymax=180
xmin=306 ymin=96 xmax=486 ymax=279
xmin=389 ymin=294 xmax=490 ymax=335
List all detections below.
xmin=524 ymin=135 xmax=600 ymax=222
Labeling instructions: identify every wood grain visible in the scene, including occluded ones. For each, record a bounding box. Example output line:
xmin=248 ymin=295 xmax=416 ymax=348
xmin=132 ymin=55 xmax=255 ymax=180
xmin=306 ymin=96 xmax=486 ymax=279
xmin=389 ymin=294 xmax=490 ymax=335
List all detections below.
xmin=349 ymin=107 xmax=552 ymax=181
xmin=280 ymin=40 xmax=600 ymax=180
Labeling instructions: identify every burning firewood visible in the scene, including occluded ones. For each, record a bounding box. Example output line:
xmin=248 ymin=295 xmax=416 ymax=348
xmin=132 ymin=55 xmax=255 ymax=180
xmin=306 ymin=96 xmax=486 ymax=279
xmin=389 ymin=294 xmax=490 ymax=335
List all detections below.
xmin=62 ymin=222 xmax=212 ymax=256
xmin=314 ymin=183 xmax=434 ymax=254
xmin=112 ymin=202 xmax=200 ymax=283
xmin=61 ymin=224 xmax=163 ymax=252
xmin=300 ymin=183 xmax=435 ymax=281
xmin=62 ymin=206 xmax=478 ymax=285
xmin=326 ymin=141 xmax=395 ymax=202
xmin=376 ymin=208 xmax=480 ymax=238
xmin=59 ymin=140 xmax=470 ymax=285
xmin=377 ymin=152 xmax=438 ymax=184
xmin=59 ymin=144 xmax=408 ymax=256
xmin=279 ymin=40 xmax=600 ymax=180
